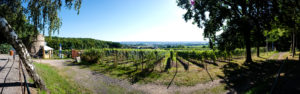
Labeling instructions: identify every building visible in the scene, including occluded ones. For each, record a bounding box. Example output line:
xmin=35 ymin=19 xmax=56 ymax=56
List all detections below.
xmin=42 ymin=45 xmax=53 ymax=59
xmin=30 ymin=34 xmax=54 ymax=59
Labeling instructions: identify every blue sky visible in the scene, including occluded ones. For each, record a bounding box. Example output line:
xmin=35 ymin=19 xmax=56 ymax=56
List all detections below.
xmin=53 ymin=0 xmax=207 ymax=42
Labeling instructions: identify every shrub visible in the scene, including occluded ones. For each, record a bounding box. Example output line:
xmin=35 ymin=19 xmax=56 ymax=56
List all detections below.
xmin=81 ymin=49 xmax=104 ymax=64
xmin=0 ymin=43 xmax=12 ymax=54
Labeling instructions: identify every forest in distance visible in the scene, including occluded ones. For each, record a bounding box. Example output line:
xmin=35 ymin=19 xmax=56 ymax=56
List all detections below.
xmin=45 ymin=36 xmax=122 ymax=49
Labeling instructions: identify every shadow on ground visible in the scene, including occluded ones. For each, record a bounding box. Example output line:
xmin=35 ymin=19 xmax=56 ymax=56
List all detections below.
xmin=69 ymin=59 xmax=163 ymax=84
xmin=218 ymin=59 xmax=300 ymax=94
xmin=0 ymin=82 xmax=35 ymax=87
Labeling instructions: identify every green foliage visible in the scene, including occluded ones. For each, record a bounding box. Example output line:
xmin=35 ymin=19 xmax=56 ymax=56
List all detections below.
xmin=81 ymin=49 xmax=104 ymax=64
xmin=45 ymin=36 xmax=122 ymax=50
xmin=170 ymin=50 xmax=176 ymax=62
xmin=80 ymin=49 xmax=168 ymax=66
xmin=82 ymin=48 xmax=230 ymax=87
xmin=16 ymin=23 xmax=37 ymax=49
xmin=177 ymin=50 xmax=219 ymax=63
xmin=0 ymin=43 xmax=11 ymax=54
xmin=264 ymin=28 xmax=289 ymax=42
xmin=177 ymin=0 xmax=290 ymax=62
xmin=216 ymin=21 xmax=245 ymax=51
xmin=80 ymin=49 xmax=168 ymax=84
xmin=0 ymin=0 xmax=81 ymax=39
xmin=164 ymin=46 xmax=210 ymax=51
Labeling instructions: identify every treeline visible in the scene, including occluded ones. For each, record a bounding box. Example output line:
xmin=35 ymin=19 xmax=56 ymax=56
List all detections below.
xmin=45 ymin=37 xmax=122 ymax=50
xmin=177 ymin=0 xmax=300 ymax=62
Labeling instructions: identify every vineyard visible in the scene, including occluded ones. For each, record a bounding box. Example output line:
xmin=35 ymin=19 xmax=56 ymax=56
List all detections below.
xmin=79 ymin=48 xmax=251 ymax=86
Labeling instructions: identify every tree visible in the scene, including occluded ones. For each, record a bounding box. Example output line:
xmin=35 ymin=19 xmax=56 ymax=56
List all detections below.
xmin=274 ymin=0 xmax=300 ymax=57
xmin=45 ymin=36 xmax=122 ymax=50
xmin=177 ymin=0 xmax=276 ymax=63
xmin=0 ymin=0 xmax=81 ymax=90
xmin=216 ymin=20 xmax=245 ymax=52
xmin=253 ymin=28 xmax=266 ymax=57
xmin=264 ymin=28 xmax=289 ymax=51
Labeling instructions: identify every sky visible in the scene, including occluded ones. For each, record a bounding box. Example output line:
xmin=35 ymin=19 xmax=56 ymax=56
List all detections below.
xmin=53 ymin=0 xmax=209 ymax=42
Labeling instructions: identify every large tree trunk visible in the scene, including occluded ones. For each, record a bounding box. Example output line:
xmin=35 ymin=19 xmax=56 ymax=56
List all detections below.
xmin=255 ymin=25 xmax=261 ymax=57
xmin=0 ymin=18 xmax=47 ymax=90
xmin=266 ymin=36 xmax=268 ymax=52
xmin=256 ymin=30 xmax=260 ymax=57
xmin=256 ymin=46 xmax=260 ymax=57
xmin=209 ymin=39 xmax=213 ymax=49
xmin=292 ymin=31 xmax=296 ymax=57
xmin=244 ymin=29 xmax=253 ymax=63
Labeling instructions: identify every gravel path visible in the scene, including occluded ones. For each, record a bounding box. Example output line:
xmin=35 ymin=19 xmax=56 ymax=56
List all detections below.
xmin=34 ymin=59 xmax=136 ymax=94
xmin=0 ymin=54 xmax=36 ymax=94
xmin=33 ymin=59 xmax=225 ymax=94
xmin=131 ymin=79 xmax=223 ymax=94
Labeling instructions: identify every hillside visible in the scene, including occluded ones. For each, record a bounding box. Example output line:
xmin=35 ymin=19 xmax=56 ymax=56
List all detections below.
xmin=45 ymin=37 xmax=122 ymax=50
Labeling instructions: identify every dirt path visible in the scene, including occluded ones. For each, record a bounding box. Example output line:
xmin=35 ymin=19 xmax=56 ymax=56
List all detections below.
xmin=268 ymin=53 xmax=278 ymax=60
xmin=131 ymin=79 xmax=223 ymax=94
xmin=34 ymin=59 xmax=226 ymax=94
xmin=268 ymin=52 xmax=289 ymax=60
xmin=0 ymin=54 xmax=36 ymax=94
xmin=277 ymin=52 xmax=289 ymax=60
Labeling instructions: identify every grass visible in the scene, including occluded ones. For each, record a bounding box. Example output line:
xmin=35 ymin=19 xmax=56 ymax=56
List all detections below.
xmin=141 ymin=61 xmax=224 ymax=86
xmin=83 ymin=55 xmax=224 ymax=86
xmin=34 ymin=63 xmax=91 ymax=94
xmin=74 ymin=51 xmax=288 ymax=94
xmin=82 ymin=56 xmax=222 ymax=86
xmin=80 ymin=51 xmax=278 ymax=87
xmin=191 ymin=84 xmax=227 ymax=94
xmin=245 ymin=83 xmax=269 ymax=94
xmin=282 ymin=52 xmax=291 ymax=59
xmin=223 ymin=51 xmax=300 ymax=94
xmin=287 ymin=51 xmax=300 ymax=60
xmin=255 ymin=51 xmax=277 ymax=59
xmin=35 ymin=62 xmax=143 ymax=94
xmin=231 ymin=51 xmax=277 ymax=64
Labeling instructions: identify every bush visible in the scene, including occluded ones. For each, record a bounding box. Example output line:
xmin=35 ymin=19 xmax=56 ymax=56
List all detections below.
xmin=0 ymin=43 xmax=12 ymax=54
xmin=81 ymin=49 xmax=104 ymax=64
